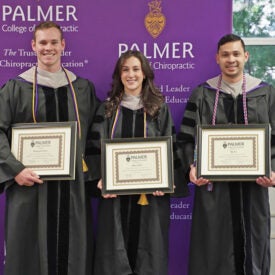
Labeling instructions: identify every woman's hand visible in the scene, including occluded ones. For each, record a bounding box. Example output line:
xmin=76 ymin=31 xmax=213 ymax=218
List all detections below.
xmin=97 ymin=178 xmax=117 ymax=198
xmin=189 ymin=164 xmax=210 ymax=186
xmin=153 ymin=190 xmax=164 ymax=196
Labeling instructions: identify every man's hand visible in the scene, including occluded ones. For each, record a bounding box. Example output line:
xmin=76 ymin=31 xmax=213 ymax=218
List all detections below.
xmin=15 ymin=168 xmax=43 ymax=186
xmin=256 ymin=171 xmax=275 ymax=187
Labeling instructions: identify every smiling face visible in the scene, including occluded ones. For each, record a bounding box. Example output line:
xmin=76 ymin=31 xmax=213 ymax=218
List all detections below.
xmin=32 ymin=27 xmax=65 ymax=72
xmin=120 ymin=56 xmax=145 ymax=96
xmin=216 ymin=40 xmax=249 ymax=83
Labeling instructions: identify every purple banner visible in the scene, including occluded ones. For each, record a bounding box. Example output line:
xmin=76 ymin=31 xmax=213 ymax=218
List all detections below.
xmin=0 ymin=1 xmax=232 ymax=274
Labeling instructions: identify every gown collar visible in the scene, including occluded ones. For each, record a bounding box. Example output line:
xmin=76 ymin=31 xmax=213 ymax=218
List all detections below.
xmin=207 ymin=73 xmax=262 ymax=96
xmin=19 ymin=66 xmax=77 ymax=88
xmin=120 ymin=93 xmax=144 ymax=111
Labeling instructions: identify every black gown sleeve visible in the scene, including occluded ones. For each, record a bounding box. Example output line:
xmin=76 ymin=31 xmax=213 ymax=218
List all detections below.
xmin=0 ymin=80 xmax=26 ymax=192
xmin=176 ymin=85 xmax=204 ymax=186
xmin=85 ymin=103 xmax=107 ymax=197
xmin=158 ymin=103 xmax=189 ymax=197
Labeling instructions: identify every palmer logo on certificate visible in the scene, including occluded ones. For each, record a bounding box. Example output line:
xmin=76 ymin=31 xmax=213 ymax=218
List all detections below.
xmin=196 ymin=124 xmax=271 ymax=181
xmin=101 ymin=136 xmax=174 ymax=195
xmin=11 ymin=122 xmax=77 ymax=180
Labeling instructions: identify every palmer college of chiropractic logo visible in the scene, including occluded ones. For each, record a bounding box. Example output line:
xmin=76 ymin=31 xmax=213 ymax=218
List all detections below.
xmin=144 ymin=0 xmax=166 ymax=38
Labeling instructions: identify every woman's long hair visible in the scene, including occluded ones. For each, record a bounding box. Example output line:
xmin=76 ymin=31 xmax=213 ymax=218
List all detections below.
xmin=105 ymin=50 xmax=164 ymax=118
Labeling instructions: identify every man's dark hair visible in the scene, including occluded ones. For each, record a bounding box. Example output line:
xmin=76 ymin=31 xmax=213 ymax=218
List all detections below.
xmin=217 ymin=34 xmax=246 ymax=52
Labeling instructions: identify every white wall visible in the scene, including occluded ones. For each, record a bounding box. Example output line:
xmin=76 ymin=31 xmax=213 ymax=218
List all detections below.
xmin=270 ymin=187 xmax=275 ymax=275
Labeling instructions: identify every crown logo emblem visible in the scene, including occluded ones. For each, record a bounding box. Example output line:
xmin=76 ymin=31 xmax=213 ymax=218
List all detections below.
xmin=144 ymin=0 xmax=166 ymax=38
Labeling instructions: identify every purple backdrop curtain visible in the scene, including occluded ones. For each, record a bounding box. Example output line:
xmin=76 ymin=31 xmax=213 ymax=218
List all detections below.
xmin=0 ymin=1 xmax=232 ymax=274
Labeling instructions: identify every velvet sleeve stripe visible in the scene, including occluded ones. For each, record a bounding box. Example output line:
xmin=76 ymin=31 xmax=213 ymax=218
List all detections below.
xmin=271 ymin=135 xmax=275 ymax=146
xmin=184 ymin=101 xmax=197 ymax=112
xmin=177 ymin=132 xmax=194 ymax=143
xmin=93 ymin=114 xmax=105 ymax=123
xmin=180 ymin=117 xmax=196 ymax=128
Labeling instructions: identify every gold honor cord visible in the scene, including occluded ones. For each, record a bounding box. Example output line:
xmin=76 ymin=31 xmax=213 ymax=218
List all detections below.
xmin=137 ymin=112 xmax=149 ymax=205
xmin=32 ymin=66 xmax=88 ymax=173
xmin=63 ymin=68 xmax=88 ymax=172
xmin=32 ymin=67 xmax=38 ymax=123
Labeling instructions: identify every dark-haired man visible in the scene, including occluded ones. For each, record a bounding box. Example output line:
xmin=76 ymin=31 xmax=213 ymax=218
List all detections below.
xmin=178 ymin=34 xmax=274 ymax=275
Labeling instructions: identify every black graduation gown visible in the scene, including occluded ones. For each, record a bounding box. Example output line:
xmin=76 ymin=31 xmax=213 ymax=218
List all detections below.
xmin=87 ymin=103 xmax=188 ymax=275
xmin=0 ymin=76 xmax=100 ymax=275
xmin=177 ymin=80 xmax=275 ymax=275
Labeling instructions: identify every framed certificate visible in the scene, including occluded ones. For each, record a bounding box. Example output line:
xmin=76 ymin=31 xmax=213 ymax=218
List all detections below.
xmin=11 ymin=121 xmax=77 ymax=180
xmin=196 ymin=124 xmax=271 ymax=181
xmin=101 ymin=136 xmax=174 ymax=195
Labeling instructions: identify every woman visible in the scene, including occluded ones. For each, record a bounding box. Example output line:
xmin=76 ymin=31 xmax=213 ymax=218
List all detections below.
xmin=88 ymin=50 xmax=187 ymax=275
